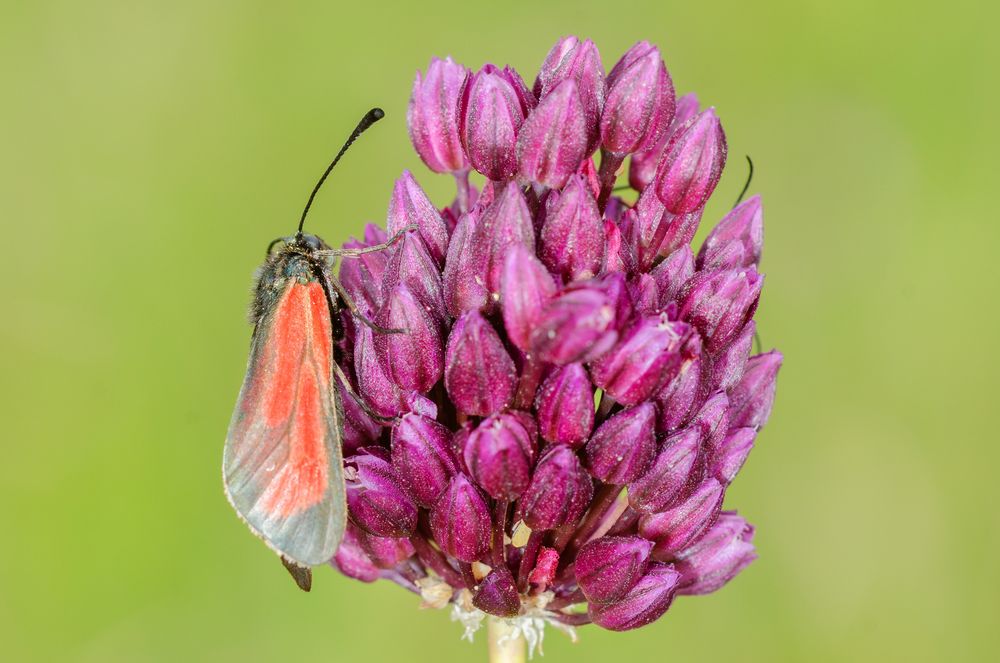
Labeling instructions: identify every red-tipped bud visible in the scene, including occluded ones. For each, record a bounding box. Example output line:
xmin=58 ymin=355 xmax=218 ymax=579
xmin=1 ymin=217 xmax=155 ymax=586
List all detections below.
xmin=584 ymin=403 xmax=657 ymax=484
xmin=444 ymin=310 xmax=517 ymax=416
xmin=535 ymin=363 xmax=595 ymax=448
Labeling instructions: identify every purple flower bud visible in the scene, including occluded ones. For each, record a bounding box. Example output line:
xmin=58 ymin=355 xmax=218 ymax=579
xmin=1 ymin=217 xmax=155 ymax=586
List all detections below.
xmin=601 ymin=218 xmax=635 ymax=275
xmin=576 ymin=535 xmax=653 ymax=604
xmin=584 ymin=403 xmax=657 ymax=484
xmin=639 ymin=478 xmax=725 ymax=559
xmin=697 ymin=195 xmax=763 ymax=271
xmin=679 ymin=267 xmax=763 ymax=353
xmin=539 ymin=175 xmax=605 ymax=282
xmin=711 ymin=427 xmax=756 ymax=484
xmin=518 ymin=79 xmax=589 ymax=189
xmin=386 ymin=171 xmax=449 ymax=265
xmin=473 ymin=565 xmax=521 ymax=617
xmin=655 ymin=333 xmax=704 ymax=429
xmin=444 ymin=310 xmax=517 ymax=416
xmin=375 ymin=284 xmax=444 ymax=393
xmin=391 ymin=413 xmax=458 ymax=507
xmin=459 ymin=64 xmax=532 ymax=181
xmin=710 ymin=320 xmax=755 ymax=393
xmin=629 ymin=273 xmax=659 ymax=315
xmin=501 ymin=244 xmax=557 ymax=351
xmin=534 ymin=36 xmax=606 ymax=154
xmin=691 ymin=390 xmax=730 ymax=453
xmin=628 ymin=427 xmax=702 ymax=513
xmin=728 ymin=351 xmax=782 ymax=429
xmin=590 ymin=312 xmax=690 ymax=406
xmin=464 ymin=413 xmax=536 ymax=500
xmin=517 ymin=445 xmax=593 ymax=530
xmin=443 ymin=208 xmax=489 ymax=316
xmin=675 ymin=512 xmax=756 ymax=595
xmin=346 ymin=449 xmax=418 ymax=538
xmin=332 ymin=524 xmax=380 ymax=582
xmin=358 ymin=530 xmax=416 ymax=569
xmin=651 ymin=246 xmax=694 ymax=306
xmin=654 ymin=108 xmax=727 ymax=214
xmin=629 ymin=92 xmax=699 ymax=191
xmin=340 ymin=381 xmax=382 ymax=455
xmin=626 ymin=190 xmax=703 ymax=271
xmin=531 ymin=280 xmax=623 ymax=365
xmin=480 ymin=182 xmax=535 ymax=298
xmin=340 ymin=224 xmax=391 ymax=312
xmin=380 ymin=231 xmax=446 ymax=319
xmin=430 ymin=474 xmax=493 ymax=562
xmin=589 ymin=562 xmax=681 ymax=631
xmin=355 ymin=323 xmax=407 ymax=418
xmin=601 ymin=42 xmax=675 ymax=155
xmin=408 ymin=57 xmax=470 ymax=174
xmin=535 ymin=363 xmax=595 ymax=448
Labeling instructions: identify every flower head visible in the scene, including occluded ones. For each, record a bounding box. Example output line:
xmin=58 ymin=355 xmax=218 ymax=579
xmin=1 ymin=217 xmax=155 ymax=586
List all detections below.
xmin=331 ymin=36 xmax=781 ymax=649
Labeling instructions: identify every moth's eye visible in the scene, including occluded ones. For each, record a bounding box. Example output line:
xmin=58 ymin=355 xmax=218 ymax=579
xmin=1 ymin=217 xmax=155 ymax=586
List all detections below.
xmin=300 ymin=234 xmax=324 ymax=251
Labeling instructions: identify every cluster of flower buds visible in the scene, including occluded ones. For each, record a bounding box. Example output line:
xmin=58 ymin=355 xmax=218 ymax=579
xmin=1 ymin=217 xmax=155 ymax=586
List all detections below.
xmin=334 ymin=36 xmax=781 ymax=639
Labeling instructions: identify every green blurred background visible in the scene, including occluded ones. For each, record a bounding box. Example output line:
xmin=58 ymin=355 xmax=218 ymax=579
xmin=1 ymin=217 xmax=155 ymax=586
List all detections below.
xmin=1 ymin=0 xmax=996 ymax=660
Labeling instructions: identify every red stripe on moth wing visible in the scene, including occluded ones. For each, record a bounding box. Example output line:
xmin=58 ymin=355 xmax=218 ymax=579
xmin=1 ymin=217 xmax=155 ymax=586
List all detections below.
xmin=258 ymin=357 xmax=330 ymax=517
xmin=263 ymin=284 xmax=309 ymax=427
xmin=307 ymin=282 xmax=333 ymax=388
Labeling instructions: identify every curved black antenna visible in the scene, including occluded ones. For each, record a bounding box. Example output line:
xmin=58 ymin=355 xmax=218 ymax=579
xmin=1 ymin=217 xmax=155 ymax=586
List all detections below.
xmin=733 ymin=155 xmax=754 ymax=208
xmin=298 ymin=107 xmax=385 ymax=235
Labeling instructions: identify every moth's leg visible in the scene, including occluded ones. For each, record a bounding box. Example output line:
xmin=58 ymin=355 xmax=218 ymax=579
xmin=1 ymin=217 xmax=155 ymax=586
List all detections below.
xmin=315 ymin=224 xmax=417 ymax=259
xmin=331 ymin=360 xmax=397 ymax=424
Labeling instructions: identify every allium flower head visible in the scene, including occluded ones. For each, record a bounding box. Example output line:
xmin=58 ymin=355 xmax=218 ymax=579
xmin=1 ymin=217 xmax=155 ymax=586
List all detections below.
xmin=332 ymin=37 xmax=781 ymax=655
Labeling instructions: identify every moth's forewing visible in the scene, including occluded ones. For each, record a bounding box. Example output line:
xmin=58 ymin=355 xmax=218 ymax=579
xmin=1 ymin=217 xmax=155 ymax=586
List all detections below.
xmin=223 ymin=253 xmax=347 ymax=567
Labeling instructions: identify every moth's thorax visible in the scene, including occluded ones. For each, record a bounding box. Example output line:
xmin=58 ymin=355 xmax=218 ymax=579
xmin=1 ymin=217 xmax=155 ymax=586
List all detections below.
xmin=251 ymin=239 xmax=332 ymax=326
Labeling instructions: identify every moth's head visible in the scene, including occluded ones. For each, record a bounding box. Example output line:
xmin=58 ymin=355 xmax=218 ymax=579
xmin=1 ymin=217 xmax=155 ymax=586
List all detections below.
xmin=265 ymin=232 xmax=329 ymax=257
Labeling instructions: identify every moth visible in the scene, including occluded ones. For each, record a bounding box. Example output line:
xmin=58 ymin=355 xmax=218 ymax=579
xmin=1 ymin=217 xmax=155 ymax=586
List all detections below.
xmin=223 ymin=108 xmax=400 ymax=591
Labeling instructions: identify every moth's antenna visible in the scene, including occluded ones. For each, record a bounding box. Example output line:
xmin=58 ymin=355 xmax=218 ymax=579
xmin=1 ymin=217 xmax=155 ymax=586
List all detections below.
xmin=733 ymin=155 xmax=754 ymax=208
xmin=298 ymin=107 xmax=385 ymax=235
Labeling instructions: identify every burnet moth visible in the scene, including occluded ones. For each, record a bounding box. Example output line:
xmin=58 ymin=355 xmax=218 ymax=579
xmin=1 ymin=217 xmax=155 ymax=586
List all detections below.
xmin=224 ymin=108 xmax=404 ymax=592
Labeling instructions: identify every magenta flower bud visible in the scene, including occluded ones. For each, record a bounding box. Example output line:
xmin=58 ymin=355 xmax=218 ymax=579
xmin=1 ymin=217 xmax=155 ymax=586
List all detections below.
xmin=358 ymin=530 xmax=416 ymax=569
xmin=675 ymin=512 xmax=756 ymax=595
xmin=651 ymin=246 xmax=694 ymax=306
xmin=601 ymin=218 xmax=635 ymax=275
xmin=473 ymin=565 xmax=521 ymax=617
xmin=464 ymin=413 xmax=536 ymax=500
xmin=501 ymin=244 xmax=557 ymax=351
xmin=517 ymin=79 xmax=589 ymax=189
xmin=430 ymin=474 xmax=492 ymax=562
xmin=408 ymin=57 xmax=470 ymax=174
xmin=355 ymin=323 xmax=407 ymax=418
xmin=386 ymin=171 xmax=449 ymax=265
xmin=629 ymin=187 xmax=704 ymax=270
xmin=391 ymin=412 xmax=458 ymax=507
xmin=517 ymin=445 xmax=593 ymax=530
xmin=679 ymin=267 xmax=763 ymax=352
xmin=628 ymin=427 xmax=702 ymax=514
xmin=697 ymin=195 xmax=763 ymax=271
xmin=692 ymin=390 xmax=730 ymax=453
xmin=528 ymin=547 xmax=560 ymax=589
xmin=584 ymin=403 xmax=657 ymax=484
xmin=380 ymin=230 xmax=446 ymax=319
xmin=711 ymin=427 xmax=756 ymax=484
xmin=655 ymin=334 xmax=704 ymax=432
xmin=444 ymin=310 xmax=517 ymax=416
xmin=629 ymin=92 xmax=699 ymax=191
xmin=443 ymin=208 xmax=489 ymax=317
xmin=375 ymin=284 xmax=444 ymax=393
xmin=346 ymin=450 xmax=418 ymax=538
xmin=539 ymin=175 xmax=605 ymax=282
xmin=340 ymin=381 xmax=382 ymax=455
xmin=534 ymin=36 xmax=606 ymax=153
xmin=711 ymin=320 xmax=755 ymax=393
xmin=459 ymin=64 xmax=532 ymax=181
xmin=332 ymin=524 xmax=380 ymax=583
xmin=630 ymin=273 xmax=659 ymax=315
xmin=729 ymin=351 xmax=782 ymax=429
xmin=654 ymin=108 xmax=727 ymax=214
xmin=535 ymin=363 xmax=595 ymax=448
xmin=480 ymin=181 xmax=535 ymax=298
xmin=639 ymin=478 xmax=725 ymax=559
xmin=531 ymin=281 xmax=623 ymax=365
xmin=340 ymin=224 xmax=391 ymax=312
xmin=601 ymin=41 xmax=675 ymax=155
xmin=589 ymin=562 xmax=681 ymax=631
xmin=576 ymin=535 xmax=653 ymax=604
xmin=590 ymin=312 xmax=690 ymax=406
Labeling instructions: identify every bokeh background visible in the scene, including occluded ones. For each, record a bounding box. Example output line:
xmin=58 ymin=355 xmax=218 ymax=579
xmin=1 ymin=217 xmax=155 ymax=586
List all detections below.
xmin=2 ymin=0 xmax=997 ymax=660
